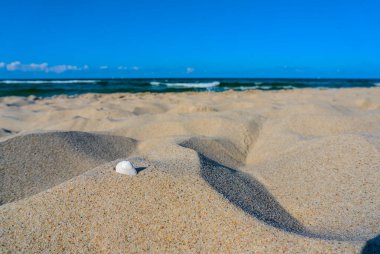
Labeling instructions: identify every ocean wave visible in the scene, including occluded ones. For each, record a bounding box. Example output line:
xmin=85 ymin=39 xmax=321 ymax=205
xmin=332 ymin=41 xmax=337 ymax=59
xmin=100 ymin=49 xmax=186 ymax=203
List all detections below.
xmin=150 ymin=81 xmax=220 ymax=88
xmin=0 ymin=80 xmax=99 ymax=84
xmin=238 ymin=86 xmax=258 ymax=91
xmin=1 ymin=79 xmax=378 ymax=97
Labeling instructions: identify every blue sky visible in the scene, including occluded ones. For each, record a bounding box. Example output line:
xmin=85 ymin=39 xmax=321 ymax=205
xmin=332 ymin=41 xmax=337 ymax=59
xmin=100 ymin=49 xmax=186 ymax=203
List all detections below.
xmin=0 ymin=0 xmax=379 ymax=78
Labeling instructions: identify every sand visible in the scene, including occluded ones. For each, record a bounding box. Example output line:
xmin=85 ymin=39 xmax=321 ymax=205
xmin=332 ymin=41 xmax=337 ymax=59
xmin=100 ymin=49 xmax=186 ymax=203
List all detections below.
xmin=0 ymin=88 xmax=379 ymax=253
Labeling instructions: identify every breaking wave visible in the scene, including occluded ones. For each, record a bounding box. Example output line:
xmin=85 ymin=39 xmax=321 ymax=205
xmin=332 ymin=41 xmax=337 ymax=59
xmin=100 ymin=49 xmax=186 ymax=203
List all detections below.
xmin=150 ymin=81 xmax=220 ymax=88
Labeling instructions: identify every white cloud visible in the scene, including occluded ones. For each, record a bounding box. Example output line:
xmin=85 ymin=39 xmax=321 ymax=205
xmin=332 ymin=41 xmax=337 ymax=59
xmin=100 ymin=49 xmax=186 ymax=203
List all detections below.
xmin=132 ymin=66 xmax=140 ymax=71
xmin=186 ymin=67 xmax=195 ymax=74
xmin=5 ymin=61 xmax=85 ymax=73
xmin=7 ymin=61 xmax=48 ymax=72
xmin=0 ymin=62 xmax=5 ymax=68
xmin=118 ymin=66 xmax=128 ymax=70
xmin=6 ymin=61 xmax=21 ymax=71
xmin=48 ymin=65 xmax=81 ymax=73
xmin=100 ymin=66 xmax=109 ymax=69
xmin=83 ymin=65 xmax=89 ymax=70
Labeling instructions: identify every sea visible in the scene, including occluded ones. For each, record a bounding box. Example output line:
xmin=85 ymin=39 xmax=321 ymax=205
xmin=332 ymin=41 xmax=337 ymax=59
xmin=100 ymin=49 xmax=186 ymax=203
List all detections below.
xmin=0 ymin=78 xmax=379 ymax=97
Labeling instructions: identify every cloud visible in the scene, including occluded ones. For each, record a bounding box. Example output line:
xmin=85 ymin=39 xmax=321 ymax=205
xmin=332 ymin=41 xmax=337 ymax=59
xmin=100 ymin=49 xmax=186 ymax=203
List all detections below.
xmin=5 ymin=61 xmax=86 ymax=73
xmin=0 ymin=62 xmax=5 ymax=69
xmin=186 ymin=67 xmax=195 ymax=74
xmin=6 ymin=61 xmax=21 ymax=71
xmin=48 ymin=65 xmax=81 ymax=73
xmin=132 ymin=66 xmax=140 ymax=71
xmin=100 ymin=66 xmax=109 ymax=69
xmin=7 ymin=61 xmax=48 ymax=72
xmin=117 ymin=66 xmax=128 ymax=70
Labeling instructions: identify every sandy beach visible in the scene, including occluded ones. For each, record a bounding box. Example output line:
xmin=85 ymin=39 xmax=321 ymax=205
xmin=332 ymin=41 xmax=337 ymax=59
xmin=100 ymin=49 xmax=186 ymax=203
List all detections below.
xmin=1 ymin=88 xmax=380 ymax=253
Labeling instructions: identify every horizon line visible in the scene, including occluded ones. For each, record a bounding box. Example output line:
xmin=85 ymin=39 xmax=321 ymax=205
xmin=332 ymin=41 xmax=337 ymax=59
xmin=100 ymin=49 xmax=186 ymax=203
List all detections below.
xmin=1 ymin=77 xmax=380 ymax=80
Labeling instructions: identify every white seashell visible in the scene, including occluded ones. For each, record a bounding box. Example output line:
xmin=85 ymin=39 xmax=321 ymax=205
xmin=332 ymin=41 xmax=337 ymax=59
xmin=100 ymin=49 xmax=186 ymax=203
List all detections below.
xmin=115 ymin=161 xmax=137 ymax=175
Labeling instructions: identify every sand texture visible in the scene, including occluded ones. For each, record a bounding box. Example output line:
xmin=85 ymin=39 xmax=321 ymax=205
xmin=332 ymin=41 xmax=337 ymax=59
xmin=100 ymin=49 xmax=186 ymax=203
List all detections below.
xmin=0 ymin=88 xmax=380 ymax=253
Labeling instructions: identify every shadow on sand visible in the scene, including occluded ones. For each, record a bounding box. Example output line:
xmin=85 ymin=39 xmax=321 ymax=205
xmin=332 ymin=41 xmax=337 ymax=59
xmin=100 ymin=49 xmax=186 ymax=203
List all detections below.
xmin=197 ymin=153 xmax=309 ymax=236
xmin=362 ymin=235 xmax=380 ymax=254
xmin=180 ymin=139 xmax=317 ymax=237
xmin=181 ymin=138 xmax=378 ymax=242
xmin=136 ymin=167 xmax=147 ymax=174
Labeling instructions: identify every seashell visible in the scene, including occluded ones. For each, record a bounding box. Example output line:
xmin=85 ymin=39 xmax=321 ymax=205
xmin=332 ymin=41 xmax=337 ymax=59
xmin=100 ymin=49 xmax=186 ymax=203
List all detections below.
xmin=115 ymin=161 xmax=137 ymax=175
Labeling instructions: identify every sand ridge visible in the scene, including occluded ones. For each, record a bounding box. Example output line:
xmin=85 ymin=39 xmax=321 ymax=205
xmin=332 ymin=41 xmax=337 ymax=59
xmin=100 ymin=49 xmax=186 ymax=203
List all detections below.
xmin=0 ymin=131 xmax=137 ymax=205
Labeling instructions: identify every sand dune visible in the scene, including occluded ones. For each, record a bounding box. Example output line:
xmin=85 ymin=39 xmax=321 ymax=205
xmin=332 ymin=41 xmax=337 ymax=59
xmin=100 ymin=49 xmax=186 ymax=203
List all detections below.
xmin=1 ymin=88 xmax=380 ymax=253
xmin=0 ymin=131 xmax=136 ymax=205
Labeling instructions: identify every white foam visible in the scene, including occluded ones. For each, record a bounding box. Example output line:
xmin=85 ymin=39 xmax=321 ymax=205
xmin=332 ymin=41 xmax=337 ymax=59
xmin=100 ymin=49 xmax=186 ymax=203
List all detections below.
xmin=238 ymin=86 xmax=258 ymax=91
xmin=150 ymin=81 xmax=161 ymax=86
xmin=374 ymin=82 xmax=380 ymax=86
xmin=0 ymin=80 xmax=99 ymax=84
xmin=159 ymin=81 xmax=220 ymax=88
